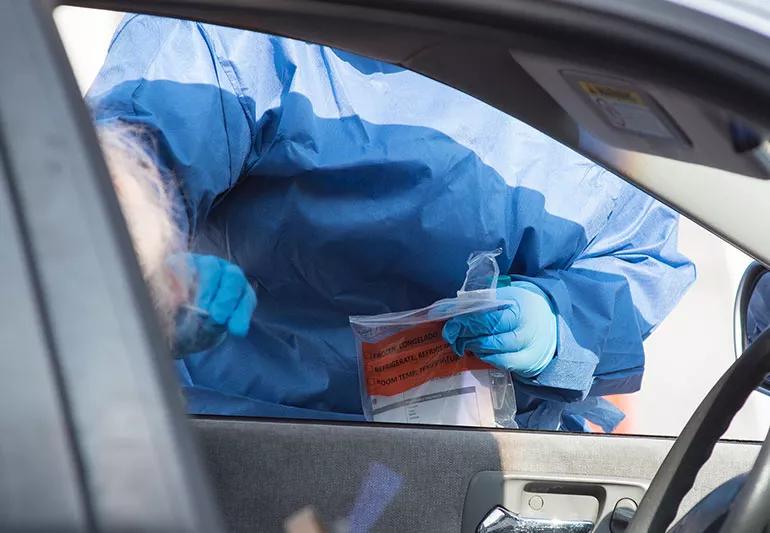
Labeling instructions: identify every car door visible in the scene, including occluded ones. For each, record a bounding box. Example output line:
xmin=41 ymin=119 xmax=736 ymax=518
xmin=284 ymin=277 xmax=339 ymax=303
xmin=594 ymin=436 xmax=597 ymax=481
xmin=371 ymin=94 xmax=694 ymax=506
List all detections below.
xmin=5 ymin=1 xmax=770 ymax=532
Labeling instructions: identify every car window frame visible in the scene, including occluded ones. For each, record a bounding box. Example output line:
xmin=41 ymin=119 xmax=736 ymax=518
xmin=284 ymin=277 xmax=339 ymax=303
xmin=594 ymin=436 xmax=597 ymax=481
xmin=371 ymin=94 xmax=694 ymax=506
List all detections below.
xmin=0 ymin=2 xmax=224 ymax=530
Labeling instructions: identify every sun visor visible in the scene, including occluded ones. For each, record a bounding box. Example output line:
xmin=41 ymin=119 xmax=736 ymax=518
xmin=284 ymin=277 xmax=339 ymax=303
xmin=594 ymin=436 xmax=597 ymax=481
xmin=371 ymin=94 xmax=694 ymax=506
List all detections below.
xmin=510 ymin=50 xmax=770 ymax=180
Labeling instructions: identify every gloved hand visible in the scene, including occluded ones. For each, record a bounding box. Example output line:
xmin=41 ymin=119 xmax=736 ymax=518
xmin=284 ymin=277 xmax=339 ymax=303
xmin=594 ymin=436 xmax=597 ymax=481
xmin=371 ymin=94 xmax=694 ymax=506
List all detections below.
xmin=442 ymin=281 xmax=557 ymax=378
xmin=171 ymin=254 xmax=257 ymax=356
xmin=189 ymin=254 xmax=257 ymax=336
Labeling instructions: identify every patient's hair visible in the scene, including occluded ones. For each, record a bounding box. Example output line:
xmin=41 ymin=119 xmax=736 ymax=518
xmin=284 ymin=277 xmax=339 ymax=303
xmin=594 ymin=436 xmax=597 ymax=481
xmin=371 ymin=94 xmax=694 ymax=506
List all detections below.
xmin=97 ymin=125 xmax=189 ymax=336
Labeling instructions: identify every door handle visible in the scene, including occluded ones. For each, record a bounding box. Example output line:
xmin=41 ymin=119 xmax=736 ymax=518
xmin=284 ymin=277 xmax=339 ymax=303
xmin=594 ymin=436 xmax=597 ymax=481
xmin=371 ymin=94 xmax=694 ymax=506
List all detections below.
xmin=477 ymin=505 xmax=594 ymax=533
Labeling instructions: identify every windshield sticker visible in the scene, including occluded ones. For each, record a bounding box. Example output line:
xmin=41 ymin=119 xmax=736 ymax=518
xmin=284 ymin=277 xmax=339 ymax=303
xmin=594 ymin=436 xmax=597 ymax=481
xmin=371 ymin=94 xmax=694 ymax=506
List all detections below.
xmin=577 ymin=80 xmax=677 ymax=139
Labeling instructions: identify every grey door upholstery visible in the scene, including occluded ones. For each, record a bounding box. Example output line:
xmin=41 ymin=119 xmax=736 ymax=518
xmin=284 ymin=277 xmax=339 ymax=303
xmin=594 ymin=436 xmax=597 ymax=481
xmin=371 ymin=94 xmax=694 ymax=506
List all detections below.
xmin=193 ymin=418 xmax=760 ymax=532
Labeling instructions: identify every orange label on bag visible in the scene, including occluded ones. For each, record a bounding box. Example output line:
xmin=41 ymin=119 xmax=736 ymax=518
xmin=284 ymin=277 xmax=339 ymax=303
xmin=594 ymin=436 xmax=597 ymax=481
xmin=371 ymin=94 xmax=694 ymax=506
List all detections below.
xmin=362 ymin=321 xmax=492 ymax=396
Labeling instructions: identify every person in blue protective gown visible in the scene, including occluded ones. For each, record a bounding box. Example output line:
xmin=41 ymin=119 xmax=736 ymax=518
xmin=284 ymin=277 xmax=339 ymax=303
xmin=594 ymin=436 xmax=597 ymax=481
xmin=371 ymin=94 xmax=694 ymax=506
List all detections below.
xmin=87 ymin=15 xmax=695 ymax=431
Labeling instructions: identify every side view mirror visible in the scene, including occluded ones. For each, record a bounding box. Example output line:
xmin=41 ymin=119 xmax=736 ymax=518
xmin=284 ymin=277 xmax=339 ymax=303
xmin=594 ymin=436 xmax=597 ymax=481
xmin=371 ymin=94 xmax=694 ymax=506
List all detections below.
xmin=734 ymin=260 xmax=770 ymax=395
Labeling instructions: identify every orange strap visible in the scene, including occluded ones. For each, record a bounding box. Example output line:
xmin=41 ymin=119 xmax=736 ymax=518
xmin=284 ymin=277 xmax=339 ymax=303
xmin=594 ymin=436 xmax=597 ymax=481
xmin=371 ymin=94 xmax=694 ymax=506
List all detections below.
xmin=586 ymin=394 xmax=636 ymax=434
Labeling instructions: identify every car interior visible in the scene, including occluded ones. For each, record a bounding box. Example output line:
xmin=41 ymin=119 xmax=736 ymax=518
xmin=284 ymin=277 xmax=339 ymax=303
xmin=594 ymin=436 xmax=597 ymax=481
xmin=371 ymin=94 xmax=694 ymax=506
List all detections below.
xmin=3 ymin=0 xmax=770 ymax=531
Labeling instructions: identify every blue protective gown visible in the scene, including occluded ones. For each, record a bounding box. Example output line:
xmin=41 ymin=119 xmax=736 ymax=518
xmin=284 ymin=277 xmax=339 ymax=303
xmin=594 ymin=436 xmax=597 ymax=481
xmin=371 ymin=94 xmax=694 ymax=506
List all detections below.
xmin=88 ymin=15 xmax=695 ymax=431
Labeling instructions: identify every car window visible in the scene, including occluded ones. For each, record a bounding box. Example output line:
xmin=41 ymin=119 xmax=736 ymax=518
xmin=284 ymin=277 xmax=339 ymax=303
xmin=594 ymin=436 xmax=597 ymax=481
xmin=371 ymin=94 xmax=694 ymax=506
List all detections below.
xmin=54 ymin=6 xmax=770 ymax=440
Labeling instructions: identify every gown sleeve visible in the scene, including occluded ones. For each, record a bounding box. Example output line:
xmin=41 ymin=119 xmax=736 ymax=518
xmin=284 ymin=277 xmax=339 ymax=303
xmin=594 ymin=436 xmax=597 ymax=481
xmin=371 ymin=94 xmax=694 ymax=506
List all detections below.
xmin=514 ymin=181 xmax=696 ymax=403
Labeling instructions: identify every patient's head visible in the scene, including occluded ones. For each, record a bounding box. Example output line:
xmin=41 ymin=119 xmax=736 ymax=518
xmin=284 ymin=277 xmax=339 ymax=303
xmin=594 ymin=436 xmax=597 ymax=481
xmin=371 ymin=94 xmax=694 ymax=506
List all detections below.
xmin=98 ymin=125 xmax=190 ymax=336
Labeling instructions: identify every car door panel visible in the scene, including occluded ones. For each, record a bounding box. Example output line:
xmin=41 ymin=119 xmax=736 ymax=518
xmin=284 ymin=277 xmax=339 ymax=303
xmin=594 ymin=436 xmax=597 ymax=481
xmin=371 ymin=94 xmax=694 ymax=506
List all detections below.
xmin=193 ymin=417 xmax=760 ymax=532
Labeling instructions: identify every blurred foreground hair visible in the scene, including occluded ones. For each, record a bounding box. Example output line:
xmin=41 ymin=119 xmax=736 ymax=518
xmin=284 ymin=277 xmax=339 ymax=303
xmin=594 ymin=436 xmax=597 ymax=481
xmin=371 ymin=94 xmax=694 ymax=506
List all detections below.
xmin=97 ymin=124 xmax=189 ymax=336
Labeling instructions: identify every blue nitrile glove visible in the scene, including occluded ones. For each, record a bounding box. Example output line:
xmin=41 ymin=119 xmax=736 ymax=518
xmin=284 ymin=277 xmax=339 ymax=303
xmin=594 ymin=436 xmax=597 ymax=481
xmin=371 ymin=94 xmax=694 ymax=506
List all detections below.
xmin=442 ymin=281 xmax=557 ymax=378
xmin=171 ymin=254 xmax=257 ymax=356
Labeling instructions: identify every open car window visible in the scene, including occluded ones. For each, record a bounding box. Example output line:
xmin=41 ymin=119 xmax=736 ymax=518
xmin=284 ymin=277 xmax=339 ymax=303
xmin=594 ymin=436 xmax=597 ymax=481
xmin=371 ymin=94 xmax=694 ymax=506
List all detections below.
xmin=53 ymin=6 xmax=770 ymax=441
